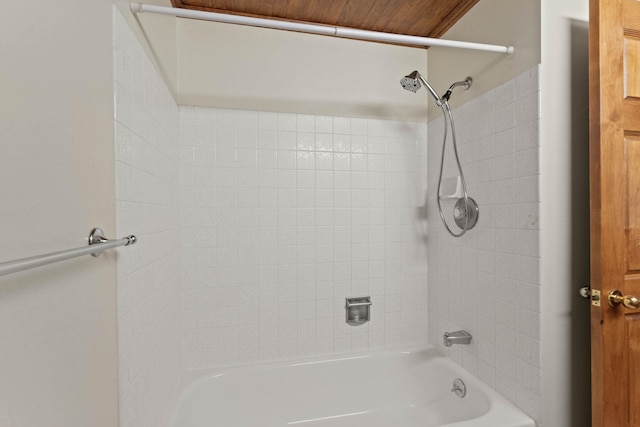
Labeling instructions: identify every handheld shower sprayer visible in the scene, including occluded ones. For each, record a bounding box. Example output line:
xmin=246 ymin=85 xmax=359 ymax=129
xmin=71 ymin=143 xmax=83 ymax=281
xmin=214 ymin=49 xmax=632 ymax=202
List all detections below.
xmin=399 ymin=71 xmax=443 ymax=106
xmin=400 ymin=71 xmax=478 ymax=238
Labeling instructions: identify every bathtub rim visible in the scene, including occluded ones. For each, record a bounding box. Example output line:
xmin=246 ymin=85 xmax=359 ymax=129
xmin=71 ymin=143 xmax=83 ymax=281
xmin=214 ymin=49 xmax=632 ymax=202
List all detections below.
xmin=169 ymin=344 xmax=535 ymax=427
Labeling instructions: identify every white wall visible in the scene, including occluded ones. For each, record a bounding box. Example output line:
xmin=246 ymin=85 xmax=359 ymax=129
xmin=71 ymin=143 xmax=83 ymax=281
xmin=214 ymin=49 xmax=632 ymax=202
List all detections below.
xmin=179 ymin=106 xmax=429 ymax=369
xmin=427 ymin=68 xmax=542 ymax=422
xmin=539 ymin=1 xmax=590 ymax=426
xmin=113 ymin=7 xmax=183 ymax=427
xmin=427 ymin=0 xmax=541 ymax=116
xmin=0 ymin=0 xmax=118 ymax=426
xmin=176 ymin=19 xmax=428 ymax=120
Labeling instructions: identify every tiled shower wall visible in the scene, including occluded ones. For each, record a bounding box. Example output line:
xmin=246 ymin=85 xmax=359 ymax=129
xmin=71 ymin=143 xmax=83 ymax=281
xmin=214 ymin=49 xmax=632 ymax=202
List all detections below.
xmin=113 ymin=9 xmax=182 ymax=427
xmin=427 ymin=66 xmax=541 ymax=421
xmin=113 ymin=7 xmax=543 ymax=424
xmin=179 ymin=107 xmax=429 ymax=369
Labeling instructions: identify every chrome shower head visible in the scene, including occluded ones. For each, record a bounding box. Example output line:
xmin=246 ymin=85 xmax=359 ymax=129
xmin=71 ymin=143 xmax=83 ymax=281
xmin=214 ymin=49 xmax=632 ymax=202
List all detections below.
xmin=400 ymin=70 xmax=442 ymax=106
xmin=400 ymin=71 xmax=421 ymax=93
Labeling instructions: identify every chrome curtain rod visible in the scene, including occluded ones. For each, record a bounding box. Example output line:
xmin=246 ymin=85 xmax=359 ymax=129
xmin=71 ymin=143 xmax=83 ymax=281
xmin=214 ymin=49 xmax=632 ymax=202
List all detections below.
xmin=0 ymin=228 xmax=137 ymax=277
xmin=130 ymin=3 xmax=514 ymax=54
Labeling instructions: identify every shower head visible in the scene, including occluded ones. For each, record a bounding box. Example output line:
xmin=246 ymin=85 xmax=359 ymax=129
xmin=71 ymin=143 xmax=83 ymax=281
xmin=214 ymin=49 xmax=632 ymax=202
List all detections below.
xmin=400 ymin=71 xmax=422 ymax=93
xmin=400 ymin=70 xmax=443 ymax=106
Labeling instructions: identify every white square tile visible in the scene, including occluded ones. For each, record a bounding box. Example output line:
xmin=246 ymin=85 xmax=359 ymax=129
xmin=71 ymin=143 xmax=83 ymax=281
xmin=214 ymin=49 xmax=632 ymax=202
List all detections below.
xmin=237 ymin=128 xmax=257 ymax=148
xmin=277 ymin=113 xmax=296 ymax=131
xmin=495 ymin=102 xmax=515 ymax=132
xmin=237 ymin=148 xmax=257 ymax=168
xmin=367 ymin=119 xmax=386 ymax=136
xmin=515 ymin=203 xmax=540 ymax=230
xmin=334 ymin=117 xmax=351 ymax=134
xmin=350 ymin=118 xmax=368 ymax=135
xmin=516 ymin=282 xmax=540 ymax=313
xmin=334 ymin=134 xmax=351 ymax=152
xmin=236 ymin=110 xmax=258 ymax=129
xmin=316 ymin=152 xmax=333 ymax=170
xmin=515 ymin=148 xmax=539 ymax=177
xmin=516 ymin=309 xmax=540 ymax=340
xmin=297 ymin=151 xmax=316 ymax=170
xmin=368 ymin=136 xmax=385 ymax=154
xmin=216 ymin=109 xmax=236 ymax=127
xmin=297 ymin=170 xmax=316 ymax=188
xmin=317 ymin=133 xmax=334 ymax=152
xmin=316 ymin=116 xmax=333 ymax=133
xmin=258 ymin=129 xmax=278 ymax=149
xmin=516 ymin=67 xmax=539 ymax=98
xmin=495 ymin=79 xmax=516 ymax=106
xmin=258 ymin=112 xmax=278 ymax=130
xmin=494 ymin=128 xmax=515 ymax=155
xmin=515 ymin=93 xmax=540 ymax=125
xmin=492 ymin=154 xmax=515 ymax=181
xmin=514 ymin=176 xmax=539 ymax=203
xmin=277 ymin=131 xmax=297 ymax=150
xmin=277 ymin=150 xmax=296 ymax=169
xmin=257 ymin=149 xmax=277 ymax=169
xmin=516 ymin=229 xmax=539 ymax=257
xmin=296 ymin=132 xmax=315 ymax=151
xmin=496 ymin=373 xmax=517 ymax=405
xmin=515 ymin=120 xmax=539 ymax=152
xmin=296 ymin=114 xmax=315 ymax=132
xmin=495 ymin=229 xmax=516 ymax=254
xmin=516 ymin=256 xmax=540 ymax=285
xmin=516 ymin=383 xmax=541 ymax=421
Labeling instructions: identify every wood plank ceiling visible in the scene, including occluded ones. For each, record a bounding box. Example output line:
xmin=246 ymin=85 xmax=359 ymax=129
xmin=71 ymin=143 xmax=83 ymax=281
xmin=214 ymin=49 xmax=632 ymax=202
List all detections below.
xmin=170 ymin=0 xmax=479 ymax=43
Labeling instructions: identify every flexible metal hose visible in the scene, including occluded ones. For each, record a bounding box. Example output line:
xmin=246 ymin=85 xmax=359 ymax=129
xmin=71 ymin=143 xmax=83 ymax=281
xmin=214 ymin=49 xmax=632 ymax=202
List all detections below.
xmin=435 ymin=100 xmax=471 ymax=237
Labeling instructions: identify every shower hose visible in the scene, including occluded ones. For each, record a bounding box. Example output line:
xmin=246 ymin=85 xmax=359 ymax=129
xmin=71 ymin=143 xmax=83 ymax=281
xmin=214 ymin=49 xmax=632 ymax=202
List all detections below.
xmin=435 ymin=100 xmax=472 ymax=238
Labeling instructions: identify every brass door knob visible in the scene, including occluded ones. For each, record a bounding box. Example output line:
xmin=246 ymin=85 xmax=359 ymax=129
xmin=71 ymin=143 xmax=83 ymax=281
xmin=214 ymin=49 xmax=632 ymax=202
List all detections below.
xmin=608 ymin=290 xmax=640 ymax=309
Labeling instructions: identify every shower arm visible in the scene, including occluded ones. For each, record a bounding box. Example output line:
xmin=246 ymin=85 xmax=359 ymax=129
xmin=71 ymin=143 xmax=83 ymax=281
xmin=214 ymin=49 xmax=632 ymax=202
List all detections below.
xmin=442 ymin=77 xmax=472 ymax=101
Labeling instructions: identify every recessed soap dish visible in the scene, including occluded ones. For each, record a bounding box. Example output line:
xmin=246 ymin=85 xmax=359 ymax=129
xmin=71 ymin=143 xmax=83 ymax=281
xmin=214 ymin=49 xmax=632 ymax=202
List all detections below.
xmin=345 ymin=297 xmax=372 ymax=326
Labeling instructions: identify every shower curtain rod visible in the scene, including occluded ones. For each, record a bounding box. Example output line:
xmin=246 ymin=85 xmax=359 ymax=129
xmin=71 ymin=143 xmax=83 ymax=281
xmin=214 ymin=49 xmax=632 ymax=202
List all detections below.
xmin=130 ymin=3 xmax=514 ymax=54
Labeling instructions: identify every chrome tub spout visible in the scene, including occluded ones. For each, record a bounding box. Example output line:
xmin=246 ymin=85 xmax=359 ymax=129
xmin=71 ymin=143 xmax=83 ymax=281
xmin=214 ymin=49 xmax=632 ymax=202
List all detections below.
xmin=443 ymin=330 xmax=472 ymax=347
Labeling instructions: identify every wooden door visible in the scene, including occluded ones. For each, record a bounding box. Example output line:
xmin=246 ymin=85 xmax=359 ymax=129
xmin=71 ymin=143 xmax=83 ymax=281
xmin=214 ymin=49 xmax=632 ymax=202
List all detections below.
xmin=590 ymin=0 xmax=640 ymax=425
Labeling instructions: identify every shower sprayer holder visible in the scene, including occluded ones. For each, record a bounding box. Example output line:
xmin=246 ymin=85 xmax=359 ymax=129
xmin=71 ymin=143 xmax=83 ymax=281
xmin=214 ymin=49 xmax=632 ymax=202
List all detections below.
xmin=453 ymin=197 xmax=479 ymax=230
xmin=442 ymin=77 xmax=473 ymax=101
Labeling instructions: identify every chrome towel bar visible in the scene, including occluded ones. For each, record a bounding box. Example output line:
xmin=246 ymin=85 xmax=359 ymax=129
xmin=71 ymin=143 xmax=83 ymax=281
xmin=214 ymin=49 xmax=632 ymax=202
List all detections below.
xmin=0 ymin=228 xmax=136 ymax=277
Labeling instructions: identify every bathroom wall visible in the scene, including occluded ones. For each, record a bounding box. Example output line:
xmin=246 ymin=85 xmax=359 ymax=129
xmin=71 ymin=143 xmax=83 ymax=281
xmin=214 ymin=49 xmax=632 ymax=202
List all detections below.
xmin=426 ymin=0 xmax=541 ymax=116
xmin=539 ymin=1 xmax=590 ymax=426
xmin=178 ymin=106 xmax=429 ymax=369
xmin=0 ymin=0 xmax=119 ymax=426
xmin=113 ymin=8 xmax=182 ymax=427
xmin=176 ymin=19 xmax=428 ymax=120
xmin=428 ymin=1 xmax=591 ymax=426
xmin=427 ymin=67 xmax=541 ymax=422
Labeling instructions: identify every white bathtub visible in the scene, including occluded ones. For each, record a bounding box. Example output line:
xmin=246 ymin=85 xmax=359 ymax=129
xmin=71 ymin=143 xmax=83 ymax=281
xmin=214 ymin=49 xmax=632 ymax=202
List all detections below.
xmin=170 ymin=346 xmax=535 ymax=427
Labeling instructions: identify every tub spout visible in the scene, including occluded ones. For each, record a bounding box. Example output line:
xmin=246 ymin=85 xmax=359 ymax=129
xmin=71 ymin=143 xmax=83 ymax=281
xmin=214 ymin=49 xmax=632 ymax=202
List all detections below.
xmin=443 ymin=330 xmax=472 ymax=347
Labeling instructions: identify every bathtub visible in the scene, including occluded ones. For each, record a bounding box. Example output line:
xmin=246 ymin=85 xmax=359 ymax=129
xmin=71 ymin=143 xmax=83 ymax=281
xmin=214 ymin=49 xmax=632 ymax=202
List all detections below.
xmin=170 ymin=346 xmax=535 ymax=427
